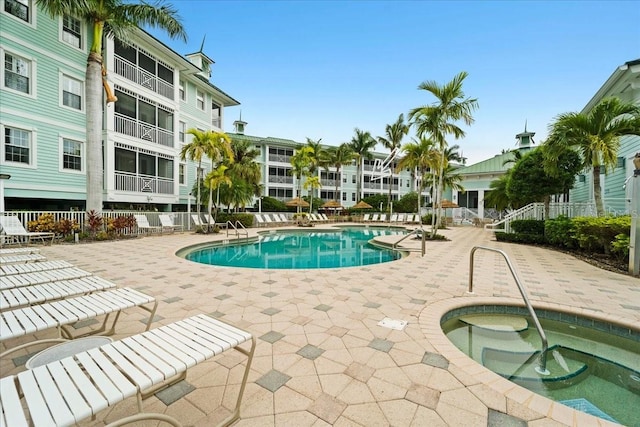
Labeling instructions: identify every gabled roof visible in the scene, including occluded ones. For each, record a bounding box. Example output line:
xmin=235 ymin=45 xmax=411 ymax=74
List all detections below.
xmin=456 ymin=151 xmax=517 ymax=175
xmin=193 ymin=75 xmax=240 ymax=106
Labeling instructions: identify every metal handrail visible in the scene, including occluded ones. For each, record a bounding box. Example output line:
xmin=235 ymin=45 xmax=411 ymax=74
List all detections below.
xmin=392 ymin=228 xmax=426 ymax=257
xmin=226 ymin=220 xmax=249 ymax=241
xmin=468 ymin=246 xmax=549 ymax=374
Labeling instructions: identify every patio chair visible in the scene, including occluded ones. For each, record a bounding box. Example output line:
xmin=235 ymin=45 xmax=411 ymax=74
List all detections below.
xmin=191 ymin=214 xmax=208 ymax=232
xmin=371 ymin=214 xmax=380 ymax=222
xmin=320 ymin=213 xmax=330 ymax=222
xmin=0 ymin=287 xmax=157 ymax=360
xmin=379 ymin=214 xmax=387 ymax=223
xmin=1 ymin=275 xmax=117 ymax=311
xmin=1 ymin=314 xmax=255 ymax=427
xmin=133 ymin=215 xmax=162 ymax=234
xmin=396 ymin=214 xmax=405 ymax=223
xmin=159 ymin=214 xmax=183 ymax=233
xmin=362 ymin=213 xmax=371 ymax=222
xmin=277 ymin=213 xmax=292 ymax=224
xmin=254 ymin=214 xmax=266 ymax=227
xmin=390 ymin=214 xmax=398 ymax=223
xmin=0 ymin=266 xmax=93 ymax=290
xmin=1 ymin=259 xmax=73 ymax=276
xmin=0 ymin=215 xmax=56 ymax=246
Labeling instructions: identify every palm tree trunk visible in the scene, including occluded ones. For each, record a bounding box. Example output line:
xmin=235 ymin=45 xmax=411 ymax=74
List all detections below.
xmin=356 ymin=158 xmax=362 ymax=200
xmin=335 ymin=167 xmax=340 ymax=201
xmin=387 ymin=170 xmax=392 ymax=214
xmin=196 ymin=164 xmax=202 ymax=221
xmin=592 ymin=165 xmax=604 ymax=216
xmin=85 ymin=52 xmax=103 ymax=213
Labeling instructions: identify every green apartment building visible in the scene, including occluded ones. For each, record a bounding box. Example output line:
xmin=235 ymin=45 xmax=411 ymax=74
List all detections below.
xmin=1 ymin=1 xmax=239 ymax=211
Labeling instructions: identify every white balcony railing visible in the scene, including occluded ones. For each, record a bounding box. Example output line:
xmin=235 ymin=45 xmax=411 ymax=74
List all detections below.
xmin=268 ymin=176 xmax=293 ymax=184
xmin=114 ymin=172 xmax=174 ymax=194
xmin=268 ymin=155 xmax=292 ymax=163
xmin=114 ymin=56 xmax=174 ymax=100
xmin=115 ymin=113 xmax=174 ymax=147
xmin=211 ymin=116 xmax=221 ymax=129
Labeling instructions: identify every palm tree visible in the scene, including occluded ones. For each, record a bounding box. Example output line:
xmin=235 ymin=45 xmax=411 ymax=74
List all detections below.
xmin=227 ymin=138 xmax=262 ymax=199
xmin=547 ymin=97 xmax=640 ymax=216
xmin=180 ymin=129 xmax=233 ymax=221
xmin=205 ymin=165 xmax=232 ymax=219
xmin=37 ymin=0 xmax=186 ymax=213
xmin=305 ymin=138 xmax=325 ymax=210
xmin=377 ymin=114 xmax=409 ymax=212
xmin=290 ymin=146 xmax=314 ymax=201
xmin=324 ymin=143 xmax=355 ymax=202
xmin=349 ymin=128 xmax=376 ymax=201
xmin=396 ymin=137 xmax=439 ymax=213
xmin=409 ymin=71 xmax=478 ymax=236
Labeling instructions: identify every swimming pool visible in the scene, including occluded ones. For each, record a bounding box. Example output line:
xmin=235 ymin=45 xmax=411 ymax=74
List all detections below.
xmin=181 ymin=226 xmax=407 ymax=269
xmin=441 ymin=306 xmax=640 ymax=425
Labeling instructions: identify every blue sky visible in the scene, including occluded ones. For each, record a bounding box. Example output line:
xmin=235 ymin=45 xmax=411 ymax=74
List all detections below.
xmin=146 ymin=1 xmax=639 ymax=165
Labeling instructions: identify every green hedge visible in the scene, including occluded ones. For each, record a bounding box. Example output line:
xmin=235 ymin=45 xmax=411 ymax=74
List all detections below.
xmin=571 ymin=216 xmax=631 ymax=255
xmin=544 ymin=216 xmax=576 ymax=248
xmin=216 ymin=213 xmax=255 ymax=228
xmin=510 ymin=219 xmax=545 ymax=235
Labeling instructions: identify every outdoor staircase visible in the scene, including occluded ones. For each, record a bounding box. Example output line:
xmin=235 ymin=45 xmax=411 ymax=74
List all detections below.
xmin=484 ymin=202 xmax=597 ymax=233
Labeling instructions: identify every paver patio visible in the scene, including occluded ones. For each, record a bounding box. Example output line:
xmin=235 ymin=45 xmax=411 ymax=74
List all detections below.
xmin=1 ymin=225 xmax=637 ymax=426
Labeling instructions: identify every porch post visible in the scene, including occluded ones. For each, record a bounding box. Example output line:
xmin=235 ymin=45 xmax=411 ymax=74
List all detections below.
xmin=629 ymin=153 xmax=640 ymax=276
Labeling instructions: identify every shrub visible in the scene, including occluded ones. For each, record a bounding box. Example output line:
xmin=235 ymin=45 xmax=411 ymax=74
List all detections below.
xmin=217 ymin=213 xmax=254 ymax=228
xmin=55 ymin=218 xmax=79 ymax=237
xmin=495 ymin=231 xmax=546 ymax=244
xmin=611 ymin=233 xmax=630 ymax=261
xmin=510 ymin=220 xmax=545 ymax=235
xmin=395 ymin=192 xmax=418 ymax=213
xmin=111 ymin=215 xmax=135 ymax=235
xmin=572 ymin=216 xmax=631 ymax=255
xmin=258 ymin=197 xmax=287 ymax=212
xmin=28 ymin=213 xmax=57 ymax=233
xmin=545 ymin=216 xmax=576 ymax=248
xmin=86 ymin=210 xmax=104 ymax=238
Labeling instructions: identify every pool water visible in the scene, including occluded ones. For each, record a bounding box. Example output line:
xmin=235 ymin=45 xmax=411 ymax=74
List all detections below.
xmin=183 ymin=227 xmax=406 ymax=269
xmin=442 ymin=313 xmax=640 ymax=425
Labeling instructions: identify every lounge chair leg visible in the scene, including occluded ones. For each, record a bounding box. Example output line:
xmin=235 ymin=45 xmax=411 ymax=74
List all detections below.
xmin=216 ymin=336 xmax=256 ymax=427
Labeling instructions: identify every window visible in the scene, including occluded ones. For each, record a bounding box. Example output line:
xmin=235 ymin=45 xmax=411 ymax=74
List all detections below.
xmin=4 ymin=0 xmax=29 ymax=22
xmin=179 ymin=80 xmax=185 ymax=101
xmin=351 ymin=193 xmax=356 ymax=202
xmin=62 ymin=15 xmax=81 ymax=48
xmin=352 ymin=175 xmax=356 ymax=184
xmin=342 ymin=175 xmax=346 ymax=183
xmin=178 ymin=121 xmax=186 ymax=143
xmin=179 ymin=163 xmax=185 ymax=184
xmin=4 ymin=52 xmax=30 ymax=94
xmin=4 ymin=126 xmax=30 ymax=164
xmin=62 ymin=75 xmax=82 ymax=109
xmin=62 ymin=138 xmax=82 ymax=171
xmin=196 ymin=90 xmax=205 ymax=110
xmin=342 ymin=193 xmax=346 ymax=201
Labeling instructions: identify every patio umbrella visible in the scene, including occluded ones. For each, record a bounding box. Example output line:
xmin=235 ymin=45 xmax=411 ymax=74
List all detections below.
xmin=352 ymin=200 xmax=373 ymax=209
xmin=437 ymin=199 xmax=459 ymax=220
xmin=321 ymin=200 xmax=343 ymax=209
xmin=286 ymin=197 xmax=310 ymax=213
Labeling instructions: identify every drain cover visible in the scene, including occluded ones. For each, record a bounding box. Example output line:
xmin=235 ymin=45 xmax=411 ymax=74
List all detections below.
xmin=378 ymin=317 xmax=408 ymax=330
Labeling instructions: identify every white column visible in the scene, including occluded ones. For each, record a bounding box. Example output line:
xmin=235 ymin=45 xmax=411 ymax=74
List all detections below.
xmin=478 ymin=189 xmax=485 ymax=219
xmin=0 ymin=174 xmax=10 ymax=212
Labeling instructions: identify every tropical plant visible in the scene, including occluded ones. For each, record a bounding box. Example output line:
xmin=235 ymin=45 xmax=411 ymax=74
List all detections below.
xmin=37 ymin=0 xmax=186 ymax=213
xmin=546 ymin=97 xmax=640 ymax=216
xmin=323 ymin=143 xmax=355 ymax=202
xmin=305 ymin=138 xmax=325 ymax=210
xmin=205 ymin=164 xmax=232 ymax=218
xmin=396 ymin=137 xmax=439 ymax=213
xmin=303 ymin=175 xmax=322 ymax=212
xmin=409 ymin=71 xmax=478 ymax=237
xmin=180 ymin=129 xmax=233 ymax=220
xmin=377 ymin=114 xmax=409 ymax=212
xmin=349 ymin=128 xmax=377 ymax=201
xmin=484 ymin=174 xmax=512 ymax=212
xmin=227 ymin=137 xmax=262 ymax=198
xmin=290 ymin=146 xmax=314 ymax=202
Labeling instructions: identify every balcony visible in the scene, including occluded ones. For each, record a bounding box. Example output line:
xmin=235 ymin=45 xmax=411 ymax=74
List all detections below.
xmin=268 ymin=154 xmax=292 ymax=163
xmin=114 ymin=55 xmax=174 ymax=100
xmin=268 ymin=176 xmax=293 ymax=184
xmin=114 ymin=172 xmax=174 ymax=194
xmin=115 ymin=113 xmax=174 ymax=147
xmin=211 ymin=116 xmax=221 ymax=129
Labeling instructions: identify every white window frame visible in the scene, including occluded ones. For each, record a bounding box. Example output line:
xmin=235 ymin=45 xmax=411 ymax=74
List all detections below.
xmin=2 ymin=0 xmax=36 ymax=26
xmin=60 ymin=14 xmax=83 ymax=50
xmin=179 ymin=163 xmax=186 ymax=185
xmin=178 ymin=121 xmax=186 ymax=143
xmin=1 ymin=48 xmax=36 ymax=98
xmin=179 ymin=80 xmax=185 ymax=101
xmin=59 ymin=136 xmax=84 ymax=174
xmin=1 ymin=122 xmax=37 ymax=169
xmin=60 ymin=73 xmax=84 ymax=111
xmin=196 ymin=89 xmax=205 ymax=111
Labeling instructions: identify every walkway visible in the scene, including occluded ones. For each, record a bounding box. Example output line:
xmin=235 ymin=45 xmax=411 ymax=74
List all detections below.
xmin=3 ymin=225 xmax=637 ymax=426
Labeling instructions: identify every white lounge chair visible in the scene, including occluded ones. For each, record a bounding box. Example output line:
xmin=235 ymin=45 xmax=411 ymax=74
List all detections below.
xmin=1 ymin=314 xmax=255 ymax=427
xmin=0 ymin=253 xmax=46 ymax=264
xmin=320 ymin=213 xmax=331 ymax=222
xmin=0 ymin=247 xmax=40 ymax=255
xmin=371 ymin=214 xmax=379 ymax=222
xmin=0 ymin=287 xmax=157 ymax=360
xmin=1 ymin=276 xmax=117 ymax=311
xmin=362 ymin=213 xmax=371 ymax=222
xmin=191 ymin=213 xmax=207 ymax=231
xmin=277 ymin=213 xmax=292 ymax=224
xmin=159 ymin=214 xmax=183 ymax=233
xmin=133 ymin=215 xmax=162 ymax=234
xmin=390 ymin=214 xmax=398 ymax=223
xmin=1 ymin=260 xmax=73 ymax=276
xmin=379 ymin=214 xmax=387 ymax=223
xmin=254 ymin=214 xmax=266 ymax=227
xmin=0 ymin=267 xmax=93 ymax=290
xmin=0 ymin=216 xmax=56 ymax=246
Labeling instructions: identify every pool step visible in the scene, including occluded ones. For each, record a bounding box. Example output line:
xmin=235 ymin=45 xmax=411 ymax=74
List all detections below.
xmin=482 ymin=346 xmax=587 ymax=383
xmin=459 ymin=314 xmax=529 ymax=332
